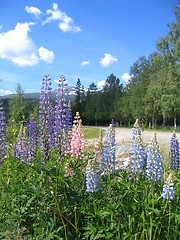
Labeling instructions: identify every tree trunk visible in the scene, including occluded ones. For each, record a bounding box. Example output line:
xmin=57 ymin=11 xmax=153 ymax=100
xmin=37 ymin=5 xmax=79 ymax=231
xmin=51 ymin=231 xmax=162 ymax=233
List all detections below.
xmin=162 ymin=116 xmax=166 ymax=128
xmin=174 ymin=116 xmax=177 ymax=130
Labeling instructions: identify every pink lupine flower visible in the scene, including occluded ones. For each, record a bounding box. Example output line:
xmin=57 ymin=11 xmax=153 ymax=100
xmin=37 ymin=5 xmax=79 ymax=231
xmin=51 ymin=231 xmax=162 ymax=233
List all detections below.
xmin=70 ymin=112 xmax=85 ymax=159
xmin=65 ymin=163 xmax=74 ymax=177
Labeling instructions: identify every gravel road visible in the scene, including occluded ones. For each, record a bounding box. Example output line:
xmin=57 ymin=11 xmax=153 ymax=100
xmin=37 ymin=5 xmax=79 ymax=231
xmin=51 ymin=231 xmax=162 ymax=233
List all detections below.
xmin=89 ymin=127 xmax=180 ymax=157
xmin=91 ymin=126 xmax=180 ymax=145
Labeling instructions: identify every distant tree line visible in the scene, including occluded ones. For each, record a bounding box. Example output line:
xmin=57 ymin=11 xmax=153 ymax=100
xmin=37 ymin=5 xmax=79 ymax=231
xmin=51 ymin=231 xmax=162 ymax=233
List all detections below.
xmin=73 ymin=3 xmax=180 ymax=128
xmin=0 ymin=2 xmax=179 ymax=128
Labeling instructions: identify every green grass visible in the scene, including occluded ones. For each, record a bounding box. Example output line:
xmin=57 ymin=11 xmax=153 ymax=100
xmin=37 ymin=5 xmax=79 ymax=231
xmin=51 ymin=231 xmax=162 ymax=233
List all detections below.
xmin=84 ymin=127 xmax=105 ymax=140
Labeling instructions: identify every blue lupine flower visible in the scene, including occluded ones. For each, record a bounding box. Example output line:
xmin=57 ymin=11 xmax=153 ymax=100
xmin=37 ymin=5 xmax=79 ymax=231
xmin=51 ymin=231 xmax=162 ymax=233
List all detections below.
xmin=146 ymin=132 xmax=163 ymax=182
xmin=39 ymin=74 xmax=54 ymax=160
xmin=86 ymin=161 xmax=99 ymax=193
xmin=130 ymin=119 xmax=146 ymax=175
xmin=28 ymin=114 xmax=38 ymax=163
xmin=0 ymin=105 xmax=6 ymax=163
xmin=162 ymin=174 xmax=175 ymax=200
xmin=14 ymin=123 xmax=28 ymax=163
xmin=54 ymin=75 xmax=71 ymax=159
xmin=170 ymin=131 xmax=179 ymax=170
xmin=101 ymin=121 xmax=116 ymax=173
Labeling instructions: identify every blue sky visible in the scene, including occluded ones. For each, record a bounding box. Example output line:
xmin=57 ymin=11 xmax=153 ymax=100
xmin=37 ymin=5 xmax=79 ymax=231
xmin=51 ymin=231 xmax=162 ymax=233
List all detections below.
xmin=0 ymin=0 xmax=178 ymax=95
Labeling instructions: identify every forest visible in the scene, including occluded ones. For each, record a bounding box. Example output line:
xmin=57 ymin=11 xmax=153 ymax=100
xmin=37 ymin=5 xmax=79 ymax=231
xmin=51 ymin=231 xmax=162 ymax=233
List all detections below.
xmin=74 ymin=3 xmax=180 ymax=128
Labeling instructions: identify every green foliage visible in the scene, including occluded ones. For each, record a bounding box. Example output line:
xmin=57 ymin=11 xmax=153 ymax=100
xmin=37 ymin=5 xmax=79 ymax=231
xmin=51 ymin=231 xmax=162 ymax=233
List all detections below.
xmin=0 ymin=142 xmax=179 ymax=239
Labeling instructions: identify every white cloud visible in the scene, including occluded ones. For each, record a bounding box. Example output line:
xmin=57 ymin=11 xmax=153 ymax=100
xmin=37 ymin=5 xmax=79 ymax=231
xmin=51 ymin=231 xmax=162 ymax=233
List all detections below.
xmin=0 ymin=22 xmax=54 ymax=67
xmin=121 ymin=72 xmax=132 ymax=83
xmin=25 ymin=6 xmax=42 ymax=18
xmin=81 ymin=60 xmax=90 ymax=66
xmin=42 ymin=3 xmax=81 ymax=33
xmin=0 ymin=89 xmax=13 ymax=95
xmin=97 ymin=80 xmax=106 ymax=89
xmin=38 ymin=47 xmax=54 ymax=63
xmin=99 ymin=53 xmax=118 ymax=67
xmin=54 ymin=79 xmax=68 ymax=84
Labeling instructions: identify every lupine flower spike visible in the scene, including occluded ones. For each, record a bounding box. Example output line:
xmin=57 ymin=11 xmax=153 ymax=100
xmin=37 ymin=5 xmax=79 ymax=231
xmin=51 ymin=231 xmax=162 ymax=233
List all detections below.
xmin=86 ymin=160 xmax=99 ymax=193
xmin=14 ymin=123 xmax=28 ymax=163
xmin=101 ymin=121 xmax=116 ymax=173
xmin=65 ymin=163 xmax=74 ymax=177
xmin=146 ymin=132 xmax=164 ymax=182
xmin=162 ymin=173 xmax=175 ymax=200
xmin=130 ymin=119 xmax=146 ymax=175
xmin=70 ymin=112 xmax=85 ymax=159
xmin=28 ymin=114 xmax=38 ymax=163
xmin=170 ymin=131 xmax=179 ymax=170
xmin=0 ymin=104 xmax=6 ymax=163
xmin=39 ymin=74 xmax=54 ymax=161
xmin=54 ymin=75 xmax=69 ymax=160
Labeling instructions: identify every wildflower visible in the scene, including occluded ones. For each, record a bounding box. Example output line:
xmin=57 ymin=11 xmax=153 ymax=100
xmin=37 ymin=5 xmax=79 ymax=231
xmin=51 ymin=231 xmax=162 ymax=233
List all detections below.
xmin=14 ymin=123 xmax=28 ymax=162
xmin=101 ymin=121 xmax=116 ymax=173
xmin=170 ymin=131 xmax=179 ymax=170
xmin=65 ymin=163 xmax=74 ymax=177
xmin=39 ymin=74 xmax=54 ymax=160
xmin=0 ymin=104 xmax=6 ymax=163
xmin=54 ymin=75 xmax=71 ymax=160
xmin=130 ymin=119 xmax=146 ymax=175
xmin=146 ymin=132 xmax=163 ymax=182
xmin=70 ymin=112 xmax=85 ymax=159
xmin=86 ymin=160 xmax=98 ymax=193
xmin=162 ymin=174 xmax=175 ymax=200
xmin=28 ymin=114 xmax=38 ymax=163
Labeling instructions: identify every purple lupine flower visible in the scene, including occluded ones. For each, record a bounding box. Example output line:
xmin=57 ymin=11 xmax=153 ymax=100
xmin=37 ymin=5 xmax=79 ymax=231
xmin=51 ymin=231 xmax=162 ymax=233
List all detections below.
xmin=162 ymin=174 xmax=175 ymax=200
xmin=70 ymin=112 xmax=85 ymax=159
xmin=54 ymin=75 xmax=70 ymax=160
xmin=28 ymin=114 xmax=38 ymax=163
xmin=130 ymin=119 xmax=146 ymax=175
xmin=101 ymin=121 xmax=116 ymax=173
xmin=170 ymin=131 xmax=179 ymax=170
xmin=0 ymin=104 xmax=6 ymax=163
xmin=146 ymin=132 xmax=163 ymax=182
xmin=47 ymin=102 xmax=55 ymax=149
xmin=66 ymin=101 xmax=72 ymax=131
xmin=39 ymin=74 xmax=54 ymax=161
xmin=86 ymin=160 xmax=99 ymax=193
xmin=14 ymin=123 xmax=28 ymax=163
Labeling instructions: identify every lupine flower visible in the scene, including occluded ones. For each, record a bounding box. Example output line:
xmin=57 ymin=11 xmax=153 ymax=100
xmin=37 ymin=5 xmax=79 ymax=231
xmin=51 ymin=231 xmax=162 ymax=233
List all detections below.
xmin=101 ymin=120 xmax=116 ymax=173
xmin=39 ymin=74 xmax=54 ymax=160
xmin=66 ymin=101 xmax=72 ymax=132
xmin=130 ymin=119 xmax=146 ymax=175
xmin=170 ymin=131 xmax=179 ymax=170
xmin=70 ymin=112 xmax=85 ymax=159
xmin=28 ymin=114 xmax=38 ymax=163
xmin=54 ymin=75 xmax=70 ymax=160
xmin=0 ymin=104 xmax=6 ymax=163
xmin=162 ymin=174 xmax=175 ymax=200
xmin=15 ymin=123 xmax=28 ymax=163
xmin=86 ymin=160 xmax=99 ymax=193
xmin=146 ymin=132 xmax=163 ymax=182
xmin=64 ymin=163 xmax=74 ymax=177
